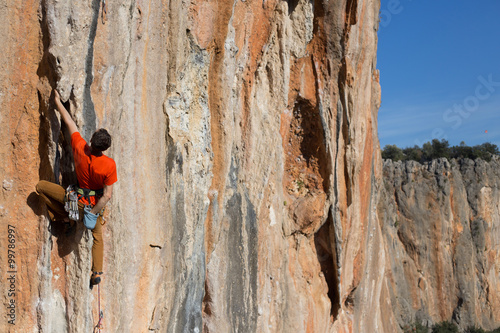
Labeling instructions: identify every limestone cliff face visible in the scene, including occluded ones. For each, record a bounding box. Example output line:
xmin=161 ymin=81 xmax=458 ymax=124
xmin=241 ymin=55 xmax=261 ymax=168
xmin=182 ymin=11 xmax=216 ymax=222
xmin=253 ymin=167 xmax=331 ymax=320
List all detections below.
xmin=1 ymin=0 xmax=385 ymax=332
xmin=380 ymin=158 xmax=500 ymax=331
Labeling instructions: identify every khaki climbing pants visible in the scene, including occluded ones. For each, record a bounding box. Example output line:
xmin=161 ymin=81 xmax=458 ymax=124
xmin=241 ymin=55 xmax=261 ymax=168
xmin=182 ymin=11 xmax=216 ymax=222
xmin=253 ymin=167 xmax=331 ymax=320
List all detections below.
xmin=36 ymin=180 xmax=104 ymax=273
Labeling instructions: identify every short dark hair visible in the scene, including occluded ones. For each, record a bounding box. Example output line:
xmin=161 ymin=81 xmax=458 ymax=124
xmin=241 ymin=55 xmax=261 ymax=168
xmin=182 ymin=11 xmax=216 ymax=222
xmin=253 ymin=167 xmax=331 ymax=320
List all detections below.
xmin=90 ymin=128 xmax=112 ymax=151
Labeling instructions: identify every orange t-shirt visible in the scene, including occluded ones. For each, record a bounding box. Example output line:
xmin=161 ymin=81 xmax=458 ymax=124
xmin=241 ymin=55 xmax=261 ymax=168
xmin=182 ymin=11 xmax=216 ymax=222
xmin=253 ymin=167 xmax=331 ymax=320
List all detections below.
xmin=71 ymin=132 xmax=117 ymax=205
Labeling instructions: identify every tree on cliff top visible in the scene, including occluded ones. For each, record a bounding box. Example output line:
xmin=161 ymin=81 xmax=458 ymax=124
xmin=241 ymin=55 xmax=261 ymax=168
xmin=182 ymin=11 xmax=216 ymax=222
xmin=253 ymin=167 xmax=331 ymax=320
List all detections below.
xmin=381 ymin=144 xmax=405 ymax=161
xmin=382 ymin=140 xmax=499 ymax=163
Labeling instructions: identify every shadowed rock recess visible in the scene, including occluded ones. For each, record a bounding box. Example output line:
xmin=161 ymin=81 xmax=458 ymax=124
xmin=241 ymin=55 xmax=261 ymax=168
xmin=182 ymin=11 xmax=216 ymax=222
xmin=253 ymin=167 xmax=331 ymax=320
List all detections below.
xmin=2 ymin=0 xmax=498 ymax=332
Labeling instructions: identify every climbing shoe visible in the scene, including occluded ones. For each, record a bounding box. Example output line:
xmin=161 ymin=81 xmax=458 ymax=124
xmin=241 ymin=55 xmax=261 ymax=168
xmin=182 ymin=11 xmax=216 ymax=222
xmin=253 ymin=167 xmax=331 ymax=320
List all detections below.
xmin=90 ymin=272 xmax=103 ymax=286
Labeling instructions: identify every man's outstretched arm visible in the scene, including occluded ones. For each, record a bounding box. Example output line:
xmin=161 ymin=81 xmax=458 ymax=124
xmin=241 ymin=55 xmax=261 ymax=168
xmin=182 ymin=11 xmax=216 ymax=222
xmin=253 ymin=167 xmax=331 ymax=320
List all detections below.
xmin=53 ymin=89 xmax=78 ymax=136
xmin=91 ymin=184 xmax=113 ymax=215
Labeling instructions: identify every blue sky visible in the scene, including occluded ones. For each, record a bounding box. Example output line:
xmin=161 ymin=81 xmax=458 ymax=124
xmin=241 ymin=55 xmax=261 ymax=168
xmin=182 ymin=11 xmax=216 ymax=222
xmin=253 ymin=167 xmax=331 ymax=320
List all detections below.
xmin=377 ymin=0 xmax=500 ymax=149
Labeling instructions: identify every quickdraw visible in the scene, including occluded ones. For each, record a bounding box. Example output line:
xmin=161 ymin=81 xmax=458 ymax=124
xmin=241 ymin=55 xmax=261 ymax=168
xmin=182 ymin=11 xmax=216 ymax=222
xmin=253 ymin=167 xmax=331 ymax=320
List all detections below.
xmin=64 ymin=185 xmax=80 ymax=221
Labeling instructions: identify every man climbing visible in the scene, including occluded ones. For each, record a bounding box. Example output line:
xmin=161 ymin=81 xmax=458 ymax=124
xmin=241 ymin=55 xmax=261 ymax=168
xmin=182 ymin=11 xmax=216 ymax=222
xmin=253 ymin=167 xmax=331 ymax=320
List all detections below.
xmin=36 ymin=89 xmax=117 ymax=287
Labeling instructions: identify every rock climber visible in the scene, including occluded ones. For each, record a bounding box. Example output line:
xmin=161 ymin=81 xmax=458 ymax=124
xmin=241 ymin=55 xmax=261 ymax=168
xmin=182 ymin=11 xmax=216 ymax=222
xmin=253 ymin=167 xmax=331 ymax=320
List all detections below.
xmin=36 ymin=89 xmax=117 ymax=287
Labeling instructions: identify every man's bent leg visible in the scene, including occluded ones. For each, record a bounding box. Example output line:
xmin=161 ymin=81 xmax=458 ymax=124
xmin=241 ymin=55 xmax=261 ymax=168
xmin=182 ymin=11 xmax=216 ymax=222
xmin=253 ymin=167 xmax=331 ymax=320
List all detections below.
xmin=91 ymin=215 xmax=104 ymax=272
xmin=36 ymin=180 xmax=67 ymax=220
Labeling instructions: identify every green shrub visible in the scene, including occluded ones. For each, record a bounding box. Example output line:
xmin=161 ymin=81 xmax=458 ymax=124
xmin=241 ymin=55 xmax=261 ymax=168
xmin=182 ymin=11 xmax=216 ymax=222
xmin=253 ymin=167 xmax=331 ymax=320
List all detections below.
xmin=403 ymin=322 xmax=429 ymax=333
xmin=432 ymin=321 xmax=459 ymax=333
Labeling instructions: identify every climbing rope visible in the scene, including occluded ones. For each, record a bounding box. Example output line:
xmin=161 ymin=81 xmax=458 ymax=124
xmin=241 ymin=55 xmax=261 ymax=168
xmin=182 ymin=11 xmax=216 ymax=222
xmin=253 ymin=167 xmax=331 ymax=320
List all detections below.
xmin=101 ymin=0 xmax=107 ymax=24
xmin=93 ymin=284 xmax=104 ymax=332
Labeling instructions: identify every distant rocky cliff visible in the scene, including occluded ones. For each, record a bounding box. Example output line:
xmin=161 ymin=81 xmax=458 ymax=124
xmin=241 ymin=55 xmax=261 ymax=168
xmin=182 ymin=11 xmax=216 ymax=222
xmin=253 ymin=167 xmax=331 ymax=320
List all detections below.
xmin=380 ymin=157 xmax=500 ymax=331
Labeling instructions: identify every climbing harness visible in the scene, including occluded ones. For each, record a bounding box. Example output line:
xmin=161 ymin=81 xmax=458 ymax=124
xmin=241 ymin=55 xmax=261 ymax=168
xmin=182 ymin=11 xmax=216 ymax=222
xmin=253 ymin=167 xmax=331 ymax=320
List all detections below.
xmin=64 ymin=185 xmax=105 ymax=228
xmin=93 ymin=284 xmax=104 ymax=332
xmin=101 ymin=0 xmax=107 ymax=24
xmin=79 ymin=187 xmax=105 ymax=229
xmin=77 ymin=187 xmax=104 ymax=205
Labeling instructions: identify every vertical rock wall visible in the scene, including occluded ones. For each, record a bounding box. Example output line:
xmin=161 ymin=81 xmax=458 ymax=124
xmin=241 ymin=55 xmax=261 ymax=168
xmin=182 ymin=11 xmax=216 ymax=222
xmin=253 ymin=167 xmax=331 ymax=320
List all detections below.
xmin=0 ymin=0 xmax=388 ymax=332
xmin=380 ymin=158 xmax=500 ymax=331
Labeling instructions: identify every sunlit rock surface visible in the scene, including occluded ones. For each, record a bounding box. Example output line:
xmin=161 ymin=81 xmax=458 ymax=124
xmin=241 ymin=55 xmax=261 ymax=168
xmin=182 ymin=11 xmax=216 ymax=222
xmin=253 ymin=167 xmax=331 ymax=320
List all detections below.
xmin=12 ymin=0 xmax=499 ymax=332
xmin=380 ymin=158 xmax=500 ymax=331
